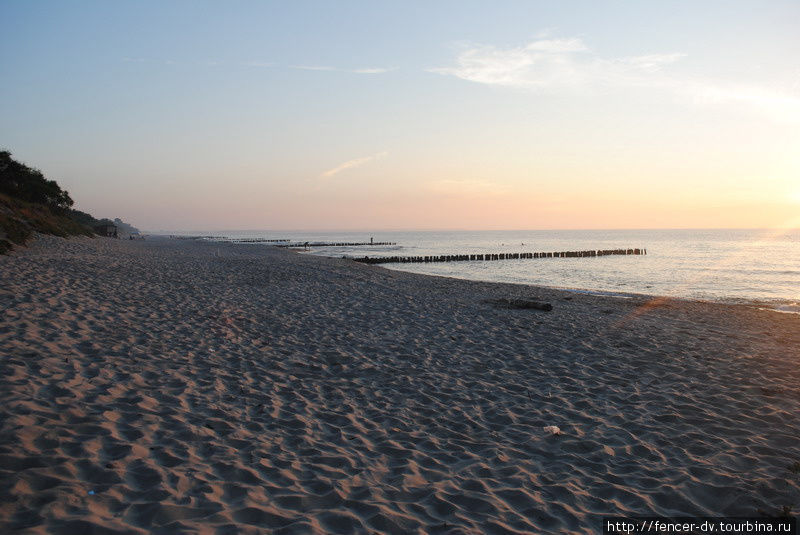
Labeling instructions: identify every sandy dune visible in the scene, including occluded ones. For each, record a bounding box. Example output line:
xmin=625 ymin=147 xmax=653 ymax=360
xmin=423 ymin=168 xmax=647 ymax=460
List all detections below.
xmin=1 ymin=235 xmax=798 ymax=534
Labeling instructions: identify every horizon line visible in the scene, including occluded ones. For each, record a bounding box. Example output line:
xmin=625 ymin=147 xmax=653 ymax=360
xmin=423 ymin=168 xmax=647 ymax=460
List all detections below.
xmin=142 ymin=226 xmax=794 ymax=234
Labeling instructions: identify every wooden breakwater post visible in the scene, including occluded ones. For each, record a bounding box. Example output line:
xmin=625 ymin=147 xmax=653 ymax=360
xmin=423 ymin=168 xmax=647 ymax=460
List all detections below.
xmin=233 ymin=238 xmax=291 ymax=243
xmin=353 ymin=248 xmax=646 ymax=265
xmin=275 ymin=241 xmax=396 ymax=248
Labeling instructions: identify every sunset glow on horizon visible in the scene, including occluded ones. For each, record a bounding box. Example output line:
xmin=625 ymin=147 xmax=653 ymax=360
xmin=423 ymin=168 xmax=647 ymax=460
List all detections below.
xmin=1 ymin=1 xmax=798 ymax=231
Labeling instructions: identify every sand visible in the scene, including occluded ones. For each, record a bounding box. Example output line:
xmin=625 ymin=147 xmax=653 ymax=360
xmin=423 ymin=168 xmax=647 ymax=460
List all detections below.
xmin=1 ymin=235 xmax=799 ymax=534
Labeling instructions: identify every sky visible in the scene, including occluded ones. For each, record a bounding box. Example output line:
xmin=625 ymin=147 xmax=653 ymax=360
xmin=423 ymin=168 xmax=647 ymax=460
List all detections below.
xmin=1 ymin=1 xmax=798 ymax=231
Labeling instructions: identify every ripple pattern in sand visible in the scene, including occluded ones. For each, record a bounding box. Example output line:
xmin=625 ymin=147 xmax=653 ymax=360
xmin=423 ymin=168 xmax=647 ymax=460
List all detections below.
xmin=1 ymin=236 xmax=799 ymax=534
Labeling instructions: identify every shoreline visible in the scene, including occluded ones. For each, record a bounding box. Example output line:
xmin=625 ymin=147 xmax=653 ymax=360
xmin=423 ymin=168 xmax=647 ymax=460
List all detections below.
xmin=291 ymin=247 xmax=800 ymax=317
xmin=2 ymin=235 xmax=799 ymax=534
xmin=180 ymin=228 xmax=800 ymax=312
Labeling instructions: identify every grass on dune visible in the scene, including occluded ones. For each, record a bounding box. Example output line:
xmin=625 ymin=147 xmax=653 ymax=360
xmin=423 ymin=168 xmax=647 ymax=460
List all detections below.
xmin=0 ymin=193 xmax=94 ymax=254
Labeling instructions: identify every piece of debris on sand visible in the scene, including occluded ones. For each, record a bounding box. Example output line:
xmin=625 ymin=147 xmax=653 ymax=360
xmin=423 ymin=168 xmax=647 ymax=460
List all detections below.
xmin=485 ymin=298 xmax=553 ymax=311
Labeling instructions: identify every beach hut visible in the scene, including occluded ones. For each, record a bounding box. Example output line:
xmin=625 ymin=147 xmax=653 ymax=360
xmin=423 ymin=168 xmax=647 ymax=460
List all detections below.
xmin=93 ymin=224 xmax=118 ymax=238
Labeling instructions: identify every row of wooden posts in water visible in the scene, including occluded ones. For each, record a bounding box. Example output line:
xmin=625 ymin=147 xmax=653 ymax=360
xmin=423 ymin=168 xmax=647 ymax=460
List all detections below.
xmin=353 ymin=248 xmax=646 ymax=265
xmin=174 ymin=236 xmax=290 ymax=242
xmin=234 ymin=238 xmax=290 ymax=243
xmin=275 ymin=241 xmax=397 ymax=248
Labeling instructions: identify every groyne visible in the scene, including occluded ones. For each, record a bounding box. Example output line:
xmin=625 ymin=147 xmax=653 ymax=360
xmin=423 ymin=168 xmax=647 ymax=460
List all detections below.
xmin=276 ymin=241 xmax=396 ymax=248
xmin=353 ymin=248 xmax=646 ymax=265
xmin=233 ymin=238 xmax=290 ymax=243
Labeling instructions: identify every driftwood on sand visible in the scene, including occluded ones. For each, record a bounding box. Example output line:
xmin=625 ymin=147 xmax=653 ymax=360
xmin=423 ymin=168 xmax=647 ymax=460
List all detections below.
xmin=485 ymin=298 xmax=554 ymax=311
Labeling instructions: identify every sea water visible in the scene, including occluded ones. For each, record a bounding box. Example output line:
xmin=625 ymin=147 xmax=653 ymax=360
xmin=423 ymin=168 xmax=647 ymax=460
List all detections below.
xmin=200 ymin=229 xmax=799 ymax=312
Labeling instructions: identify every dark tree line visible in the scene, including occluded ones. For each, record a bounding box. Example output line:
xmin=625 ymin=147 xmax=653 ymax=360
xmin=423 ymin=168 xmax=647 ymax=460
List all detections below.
xmin=0 ymin=150 xmax=139 ymax=234
xmin=66 ymin=210 xmax=138 ymax=234
xmin=0 ymin=150 xmax=74 ymax=211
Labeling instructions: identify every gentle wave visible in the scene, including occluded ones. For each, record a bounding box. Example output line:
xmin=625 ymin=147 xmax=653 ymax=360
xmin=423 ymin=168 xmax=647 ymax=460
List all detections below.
xmin=760 ymin=303 xmax=800 ymax=314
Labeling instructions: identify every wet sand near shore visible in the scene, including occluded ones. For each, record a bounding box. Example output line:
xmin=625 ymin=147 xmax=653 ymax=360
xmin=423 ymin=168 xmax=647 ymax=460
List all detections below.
xmin=1 ymin=235 xmax=799 ymax=534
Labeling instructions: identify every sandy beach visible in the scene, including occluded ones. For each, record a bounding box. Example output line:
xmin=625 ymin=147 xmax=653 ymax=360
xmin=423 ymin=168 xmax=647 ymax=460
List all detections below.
xmin=1 ymin=235 xmax=799 ymax=534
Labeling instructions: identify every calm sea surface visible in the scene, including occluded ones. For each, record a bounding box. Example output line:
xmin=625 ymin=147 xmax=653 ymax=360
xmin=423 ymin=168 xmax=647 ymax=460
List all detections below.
xmin=195 ymin=229 xmax=799 ymax=312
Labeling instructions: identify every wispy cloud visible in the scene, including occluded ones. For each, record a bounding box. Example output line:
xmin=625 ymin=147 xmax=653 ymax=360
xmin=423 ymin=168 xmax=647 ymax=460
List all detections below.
xmin=686 ymin=82 xmax=800 ymax=123
xmin=320 ymin=151 xmax=389 ymax=179
xmin=292 ymin=65 xmax=394 ymax=74
xmin=524 ymin=38 xmax=588 ymax=53
xmin=429 ymin=38 xmax=682 ymax=90
xmin=431 ymin=38 xmax=800 ymax=122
